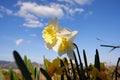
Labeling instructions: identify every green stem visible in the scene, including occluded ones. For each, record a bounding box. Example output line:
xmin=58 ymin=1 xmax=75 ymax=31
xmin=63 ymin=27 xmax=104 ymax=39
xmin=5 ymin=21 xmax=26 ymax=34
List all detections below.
xmin=70 ymin=59 xmax=76 ymax=80
xmin=115 ymin=57 xmax=120 ymax=80
xmin=73 ymin=43 xmax=84 ymax=71
xmin=73 ymin=51 xmax=82 ymax=80
xmin=60 ymin=60 xmax=71 ymax=80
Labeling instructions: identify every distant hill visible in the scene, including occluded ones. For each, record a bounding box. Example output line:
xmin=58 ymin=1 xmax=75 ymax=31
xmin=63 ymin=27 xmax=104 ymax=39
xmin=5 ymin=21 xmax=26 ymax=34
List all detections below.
xmin=0 ymin=60 xmax=42 ymax=69
xmin=0 ymin=60 xmax=17 ymax=69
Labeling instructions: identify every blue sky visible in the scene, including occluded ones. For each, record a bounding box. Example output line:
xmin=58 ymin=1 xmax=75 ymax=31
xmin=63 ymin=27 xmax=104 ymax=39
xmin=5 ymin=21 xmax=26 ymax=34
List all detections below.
xmin=0 ymin=0 xmax=120 ymax=65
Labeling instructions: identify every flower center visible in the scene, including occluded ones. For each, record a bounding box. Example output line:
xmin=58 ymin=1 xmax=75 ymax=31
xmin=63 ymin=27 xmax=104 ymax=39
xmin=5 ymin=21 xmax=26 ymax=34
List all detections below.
xmin=42 ymin=24 xmax=57 ymax=46
xmin=59 ymin=37 xmax=70 ymax=52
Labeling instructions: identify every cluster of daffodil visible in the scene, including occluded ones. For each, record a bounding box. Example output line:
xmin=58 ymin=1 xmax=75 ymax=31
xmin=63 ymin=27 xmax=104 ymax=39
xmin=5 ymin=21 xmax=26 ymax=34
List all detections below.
xmin=41 ymin=55 xmax=109 ymax=80
xmin=41 ymin=18 xmax=110 ymax=80
xmin=3 ymin=18 xmax=118 ymax=80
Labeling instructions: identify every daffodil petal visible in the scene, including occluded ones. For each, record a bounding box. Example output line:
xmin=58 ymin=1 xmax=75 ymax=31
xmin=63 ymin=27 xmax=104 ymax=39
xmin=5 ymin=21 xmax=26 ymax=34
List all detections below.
xmin=70 ymin=31 xmax=78 ymax=41
xmin=45 ymin=43 xmax=53 ymax=49
xmin=52 ymin=58 xmax=60 ymax=67
xmin=57 ymin=28 xmax=78 ymax=42
xmin=48 ymin=18 xmax=58 ymax=27
xmin=44 ymin=58 xmax=51 ymax=67
xmin=53 ymin=37 xmax=62 ymax=53
xmin=67 ymin=47 xmax=75 ymax=60
xmin=58 ymin=27 xmax=71 ymax=35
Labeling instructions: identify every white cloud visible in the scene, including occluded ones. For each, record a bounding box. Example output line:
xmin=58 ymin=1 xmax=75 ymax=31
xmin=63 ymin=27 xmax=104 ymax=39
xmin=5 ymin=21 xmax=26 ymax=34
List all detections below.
xmin=26 ymin=40 xmax=32 ymax=44
xmin=14 ymin=1 xmax=92 ymax=28
xmin=16 ymin=2 xmax=64 ymax=28
xmin=0 ymin=13 xmax=3 ymax=18
xmin=0 ymin=6 xmax=13 ymax=15
xmin=74 ymin=8 xmax=84 ymax=13
xmin=58 ymin=0 xmax=94 ymax=5
xmin=68 ymin=8 xmax=84 ymax=15
xmin=57 ymin=0 xmax=74 ymax=4
xmin=75 ymin=0 xmax=94 ymax=5
xmin=5 ymin=9 xmax=13 ymax=15
xmin=15 ymin=0 xmax=22 ymax=6
xmin=16 ymin=39 xmax=24 ymax=45
xmin=23 ymin=19 xmax=43 ymax=28
xmin=88 ymin=11 xmax=93 ymax=15
xmin=30 ymin=34 xmax=37 ymax=37
xmin=84 ymin=11 xmax=93 ymax=19
xmin=18 ymin=2 xmax=64 ymax=18
xmin=50 ymin=3 xmax=84 ymax=15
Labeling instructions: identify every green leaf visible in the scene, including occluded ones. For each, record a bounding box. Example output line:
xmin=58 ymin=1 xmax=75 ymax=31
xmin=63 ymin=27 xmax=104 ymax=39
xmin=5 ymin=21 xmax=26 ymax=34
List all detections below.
xmin=0 ymin=68 xmax=4 ymax=80
xmin=94 ymin=49 xmax=100 ymax=71
xmin=13 ymin=51 xmax=32 ymax=80
xmin=37 ymin=70 xmax=41 ymax=80
xmin=28 ymin=59 xmax=34 ymax=74
xmin=9 ymin=68 xmax=19 ymax=80
xmin=94 ymin=49 xmax=101 ymax=80
xmin=43 ymin=56 xmax=47 ymax=70
xmin=24 ymin=55 xmax=28 ymax=66
xmin=83 ymin=50 xmax=88 ymax=68
xmin=9 ymin=68 xmax=14 ymax=80
xmin=34 ymin=67 xmax=37 ymax=79
xmin=40 ymin=68 xmax=51 ymax=80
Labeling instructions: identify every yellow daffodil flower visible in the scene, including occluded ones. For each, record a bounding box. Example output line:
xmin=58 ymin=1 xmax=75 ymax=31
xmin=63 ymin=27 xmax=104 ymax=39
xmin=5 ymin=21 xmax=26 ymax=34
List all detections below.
xmin=44 ymin=58 xmax=63 ymax=77
xmin=100 ymin=62 xmax=105 ymax=71
xmin=97 ymin=71 xmax=108 ymax=80
xmin=42 ymin=18 xmax=78 ymax=59
xmin=89 ymin=63 xmax=108 ymax=80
